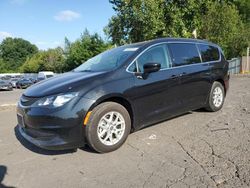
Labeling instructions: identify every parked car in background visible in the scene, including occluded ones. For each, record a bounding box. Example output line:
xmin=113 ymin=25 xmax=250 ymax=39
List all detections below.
xmin=37 ymin=71 xmax=54 ymax=82
xmin=17 ymin=38 xmax=229 ymax=153
xmin=29 ymin=77 xmax=37 ymax=83
xmin=0 ymin=80 xmax=13 ymax=91
xmin=10 ymin=78 xmax=19 ymax=88
xmin=16 ymin=78 xmax=33 ymax=89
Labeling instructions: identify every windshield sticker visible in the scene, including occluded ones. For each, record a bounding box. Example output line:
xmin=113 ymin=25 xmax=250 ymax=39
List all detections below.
xmin=123 ymin=48 xmax=138 ymax=52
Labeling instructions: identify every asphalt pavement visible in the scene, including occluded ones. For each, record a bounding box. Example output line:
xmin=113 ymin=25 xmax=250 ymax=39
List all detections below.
xmin=0 ymin=89 xmax=23 ymax=106
xmin=0 ymin=75 xmax=250 ymax=188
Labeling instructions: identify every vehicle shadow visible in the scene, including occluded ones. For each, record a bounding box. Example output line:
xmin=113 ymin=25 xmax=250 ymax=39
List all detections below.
xmin=14 ymin=126 xmax=76 ymax=155
xmin=78 ymin=145 xmax=98 ymax=154
xmin=138 ymin=111 xmax=193 ymax=131
xmin=0 ymin=165 xmax=15 ymax=188
xmin=137 ymin=109 xmax=211 ymax=132
xmin=193 ymin=108 xmax=211 ymax=113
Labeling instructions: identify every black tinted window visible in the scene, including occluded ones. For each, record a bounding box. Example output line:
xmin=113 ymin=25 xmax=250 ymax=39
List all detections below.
xmin=136 ymin=44 xmax=170 ymax=72
xmin=198 ymin=44 xmax=219 ymax=62
xmin=168 ymin=43 xmax=201 ymax=67
xmin=74 ymin=46 xmax=139 ymax=72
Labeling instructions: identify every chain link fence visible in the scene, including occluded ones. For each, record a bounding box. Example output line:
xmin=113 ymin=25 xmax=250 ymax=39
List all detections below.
xmin=228 ymin=58 xmax=241 ymax=74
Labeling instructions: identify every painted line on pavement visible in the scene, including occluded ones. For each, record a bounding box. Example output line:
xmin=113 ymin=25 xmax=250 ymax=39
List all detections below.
xmin=0 ymin=103 xmax=17 ymax=107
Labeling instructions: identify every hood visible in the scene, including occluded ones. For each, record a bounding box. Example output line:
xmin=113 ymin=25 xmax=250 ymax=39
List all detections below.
xmin=0 ymin=82 xmax=10 ymax=86
xmin=24 ymin=71 xmax=106 ymax=97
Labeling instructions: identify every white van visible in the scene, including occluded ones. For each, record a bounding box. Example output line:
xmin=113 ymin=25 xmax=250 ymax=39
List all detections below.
xmin=37 ymin=71 xmax=54 ymax=81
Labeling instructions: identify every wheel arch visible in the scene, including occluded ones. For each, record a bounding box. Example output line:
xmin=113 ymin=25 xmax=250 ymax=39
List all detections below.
xmin=88 ymin=94 xmax=135 ymax=131
xmin=215 ymin=79 xmax=226 ymax=95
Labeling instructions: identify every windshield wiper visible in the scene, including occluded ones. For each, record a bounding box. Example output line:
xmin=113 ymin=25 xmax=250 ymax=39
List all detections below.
xmin=79 ymin=70 xmax=93 ymax=72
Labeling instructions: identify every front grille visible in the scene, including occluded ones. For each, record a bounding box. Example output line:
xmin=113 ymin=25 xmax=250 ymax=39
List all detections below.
xmin=20 ymin=95 xmax=39 ymax=106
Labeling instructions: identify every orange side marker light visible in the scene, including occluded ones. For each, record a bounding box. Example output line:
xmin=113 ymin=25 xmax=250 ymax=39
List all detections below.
xmin=83 ymin=111 xmax=92 ymax=126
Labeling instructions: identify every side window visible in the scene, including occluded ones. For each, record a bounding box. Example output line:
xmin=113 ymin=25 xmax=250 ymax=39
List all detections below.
xmin=198 ymin=44 xmax=220 ymax=62
xmin=128 ymin=62 xmax=137 ymax=72
xmin=135 ymin=44 xmax=170 ymax=72
xmin=168 ymin=43 xmax=201 ymax=67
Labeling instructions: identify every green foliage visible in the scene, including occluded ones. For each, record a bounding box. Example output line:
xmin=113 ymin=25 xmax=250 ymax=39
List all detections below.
xmin=21 ymin=47 xmax=65 ymax=73
xmin=200 ymin=2 xmax=249 ymax=58
xmin=106 ymin=0 xmax=167 ymax=45
xmin=0 ymin=58 xmax=9 ymax=73
xmin=0 ymin=37 xmax=38 ymax=72
xmin=106 ymin=0 xmax=249 ymax=58
xmin=233 ymin=0 xmax=250 ymax=23
xmin=106 ymin=0 xmax=210 ymax=44
xmin=64 ymin=29 xmax=110 ymax=71
xmin=1 ymin=1 xmax=249 ymax=73
xmin=0 ymin=30 xmax=110 ymax=73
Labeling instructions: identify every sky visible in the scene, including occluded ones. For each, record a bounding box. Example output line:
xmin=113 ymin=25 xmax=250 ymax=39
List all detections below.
xmin=0 ymin=0 xmax=115 ymax=49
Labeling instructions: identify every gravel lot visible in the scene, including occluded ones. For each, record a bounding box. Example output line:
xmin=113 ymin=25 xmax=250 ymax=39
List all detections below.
xmin=0 ymin=75 xmax=250 ymax=188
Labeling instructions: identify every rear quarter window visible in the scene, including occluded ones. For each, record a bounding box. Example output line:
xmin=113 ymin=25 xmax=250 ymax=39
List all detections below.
xmin=167 ymin=43 xmax=201 ymax=67
xmin=198 ymin=44 xmax=220 ymax=62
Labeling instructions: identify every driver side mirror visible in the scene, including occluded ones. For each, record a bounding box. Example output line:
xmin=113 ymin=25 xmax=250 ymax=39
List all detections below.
xmin=135 ymin=63 xmax=161 ymax=79
xmin=143 ymin=63 xmax=161 ymax=73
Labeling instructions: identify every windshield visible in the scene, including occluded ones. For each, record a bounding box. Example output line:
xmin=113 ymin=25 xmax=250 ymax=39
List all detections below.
xmin=74 ymin=45 xmax=139 ymax=72
xmin=46 ymin=75 xmax=54 ymax=78
xmin=38 ymin=77 xmax=44 ymax=81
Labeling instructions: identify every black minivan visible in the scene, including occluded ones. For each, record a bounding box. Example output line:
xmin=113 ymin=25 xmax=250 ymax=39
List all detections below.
xmin=17 ymin=38 xmax=229 ymax=153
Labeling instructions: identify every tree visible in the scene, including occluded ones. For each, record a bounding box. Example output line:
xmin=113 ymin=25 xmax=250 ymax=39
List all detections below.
xmin=64 ymin=29 xmax=109 ymax=71
xmin=200 ymin=2 xmax=248 ymax=58
xmin=0 ymin=37 xmax=38 ymax=71
xmin=106 ymin=0 xmax=213 ymax=44
xmin=106 ymin=0 xmax=249 ymax=58
xmin=64 ymin=37 xmax=71 ymax=56
xmin=0 ymin=58 xmax=9 ymax=73
xmin=106 ymin=0 xmax=167 ymax=45
xmin=21 ymin=47 xmax=65 ymax=73
xmin=233 ymin=0 xmax=250 ymax=23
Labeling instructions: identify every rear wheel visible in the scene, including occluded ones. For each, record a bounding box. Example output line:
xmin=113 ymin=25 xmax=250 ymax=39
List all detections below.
xmin=206 ymin=81 xmax=225 ymax=112
xmin=85 ymin=102 xmax=131 ymax=153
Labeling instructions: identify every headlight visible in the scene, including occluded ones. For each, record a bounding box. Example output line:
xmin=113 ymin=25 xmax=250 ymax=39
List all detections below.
xmin=33 ymin=92 xmax=79 ymax=108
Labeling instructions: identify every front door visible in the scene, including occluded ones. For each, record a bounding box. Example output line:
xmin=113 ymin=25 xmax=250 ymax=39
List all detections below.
xmin=128 ymin=44 xmax=183 ymax=129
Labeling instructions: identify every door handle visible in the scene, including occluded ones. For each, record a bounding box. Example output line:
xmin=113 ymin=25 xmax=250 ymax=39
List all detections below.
xmin=171 ymin=75 xmax=178 ymax=79
xmin=179 ymin=72 xmax=186 ymax=77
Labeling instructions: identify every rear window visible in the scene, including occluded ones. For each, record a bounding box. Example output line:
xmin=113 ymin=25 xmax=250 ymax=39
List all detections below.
xmin=167 ymin=43 xmax=201 ymax=67
xmin=198 ymin=44 xmax=220 ymax=62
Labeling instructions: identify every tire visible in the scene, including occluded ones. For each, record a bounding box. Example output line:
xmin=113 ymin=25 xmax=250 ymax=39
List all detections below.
xmin=85 ymin=102 xmax=131 ymax=153
xmin=206 ymin=81 xmax=225 ymax=112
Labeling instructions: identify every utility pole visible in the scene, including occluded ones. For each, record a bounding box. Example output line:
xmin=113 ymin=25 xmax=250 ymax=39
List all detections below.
xmin=192 ymin=29 xmax=197 ymax=39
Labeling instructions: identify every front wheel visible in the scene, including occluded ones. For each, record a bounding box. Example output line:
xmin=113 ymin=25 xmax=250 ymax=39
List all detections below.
xmin=206 ymin=81 xmax=225 ymax=112
xmin=85 ymin=102 xmax=131 ymax=153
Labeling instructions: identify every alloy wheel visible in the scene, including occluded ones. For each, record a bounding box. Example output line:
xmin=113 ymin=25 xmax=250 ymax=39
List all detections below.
xmin=97 ymin=111 xmax=126 ymax=146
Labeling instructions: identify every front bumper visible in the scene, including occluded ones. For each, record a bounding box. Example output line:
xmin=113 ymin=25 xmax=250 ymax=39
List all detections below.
xmin=0 ymin=86 xmax=12 ymax=90
xmin=19 ymin=84 xmax=32 ymax=88
xmin=18 ymin=125 xmax=83 ymax=150
xmin=16 ymin=96 xmax=95 ymax=150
